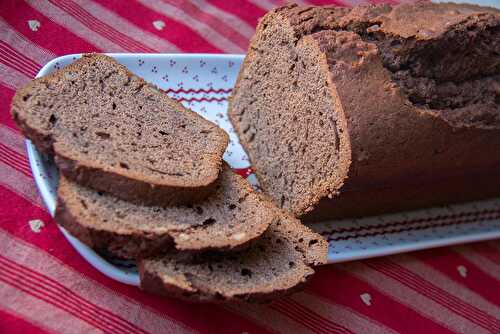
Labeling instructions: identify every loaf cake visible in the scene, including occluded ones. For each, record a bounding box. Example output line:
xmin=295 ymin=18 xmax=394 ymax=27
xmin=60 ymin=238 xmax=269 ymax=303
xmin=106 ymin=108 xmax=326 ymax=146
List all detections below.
xmin=56 ymin=164 xmax=276 ymax=258
xmin=229 ymin=2 xmax=500 ymax=220
xmin=12 ymin=54 xmax=229 ymax=206
xmin=139 ymin=213 xmax=327 ymax=302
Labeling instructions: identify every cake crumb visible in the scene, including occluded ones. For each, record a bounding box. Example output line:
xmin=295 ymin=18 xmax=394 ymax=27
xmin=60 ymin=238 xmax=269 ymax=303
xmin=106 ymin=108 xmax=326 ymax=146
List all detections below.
xmin=457 ymin=265 xmax=467 ymax=278
xmin=29 ymin=219 xmax=45 ymax=233
xmin=360 ymin=293 xmax=372 ymax=306
xmin=232 ymin=232 xmax=247 ymax=241
xmin=177 ymin=233 xmax=190 ymax=242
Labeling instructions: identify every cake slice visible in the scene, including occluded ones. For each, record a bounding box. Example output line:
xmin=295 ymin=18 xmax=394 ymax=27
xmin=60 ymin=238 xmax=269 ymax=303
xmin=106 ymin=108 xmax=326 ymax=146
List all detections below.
xmin=139 ymin=214 xmax=328 ymax=303
xmin=229 ymin=3 xmax=500 ymax=220
xmin=55 ymin=164 xmax=274 ymax=258
xmin=12 ymin=54 xmax=229 ymax=206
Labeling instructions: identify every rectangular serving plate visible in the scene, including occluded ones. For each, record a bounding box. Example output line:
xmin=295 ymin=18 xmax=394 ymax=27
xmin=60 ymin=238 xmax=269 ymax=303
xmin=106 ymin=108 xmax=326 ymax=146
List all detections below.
xmin=27 ymin=53 xmax=500 ymax=286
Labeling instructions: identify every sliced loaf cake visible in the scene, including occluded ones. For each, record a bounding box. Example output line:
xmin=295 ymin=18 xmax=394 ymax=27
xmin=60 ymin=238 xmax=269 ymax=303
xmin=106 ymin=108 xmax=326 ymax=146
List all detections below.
xmin=139 ymin=213 xmax=328 ymax=303
xmin=12 ymin=54 xmax=229 ymax=206
xmin=56 ymin=164 xmax=275 ymax=258
xmin=229 ymin=3 xmax=500 ymax=220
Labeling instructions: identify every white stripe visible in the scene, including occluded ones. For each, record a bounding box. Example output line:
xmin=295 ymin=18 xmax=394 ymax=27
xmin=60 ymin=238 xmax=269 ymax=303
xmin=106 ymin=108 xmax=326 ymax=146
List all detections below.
xmin=395 ymin=254 xmax=500 ymax=321
xmin=247 ymin=0 xmax=277 ymax=11
xmin=0 ymin=124 xmax=26 ymax=156
xmin=51 ymin=0 xmax=148 ymax=52
xmin=25 ymin=0 xmax=126 ymax=52
xmin=0 ymin=281 xmax=101 ymax=334
xmin=0 ymin=62 xmax=31 ymax=90
xmin=1 ymin=258 xmax=141 ymax=334
xmin=399 ymin=0 xmax=421 ymax=4
xmin=292 ymin=292 xmax=399 ymax=334
xmin=189 ymin=0 xmax=255 ymax=39
xmin=0 ymin=161 xmax=43 ymax=208
xmin=138 ymin=0 xmax=244 ymax=53
xmin=454 ymin=246 xmax=500 ymax=280
xmin=342 ymin=0 xmax=370 ymax=5
xmin=72 ymin=0 xmax=179 ymax=52
xmin=0 ymin=147 xmax=31 ymax=174
xmin=226 ymin=303 xmax=314 ymax=334
xmin=0 ymin=304 xmax=56 ymax=334
xmin=0 ymin=229 xmax=196 ymax=334
xmin=341 ymin=261 xmax=490 ymax=334
xmin=0 ymin=51 xmax=37 ymax=77
xmin=292 ymin=0 xmax=311 ymax=6
xmin=0 ymin=17 xmax=56 ymax=65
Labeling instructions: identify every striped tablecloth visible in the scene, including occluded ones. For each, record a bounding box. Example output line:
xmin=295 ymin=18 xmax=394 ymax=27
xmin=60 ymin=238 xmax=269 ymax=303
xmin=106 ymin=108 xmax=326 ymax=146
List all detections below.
xmin=1 ymin=1 xmax=500 ymax=333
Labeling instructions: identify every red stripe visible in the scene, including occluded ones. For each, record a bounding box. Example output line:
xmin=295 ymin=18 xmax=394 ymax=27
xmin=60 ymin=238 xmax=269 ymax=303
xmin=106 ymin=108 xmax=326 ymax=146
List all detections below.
xmin=0 ymin=152 xmax=32 ymax=177
xmin=49 ymin=0 xmax=154 ymax=53
xmin=163 ymin=0 xmax=249 ymax=50
xmin=0 ymin=186 xmax=272 ymax=334
xmin=0 ymin=86 xmax=21 ymax=130
xmin=370 ymin=260 xmax=500 ymax=332
xmin=0 ymin=308 xmax=51 ymax=334
xmin=374 ymin=260 xmax=497 ymax=329
xmin=1 ymin=1 xmax=99 ymax=54
xmin=306 ymin=0 xmax=349 ymax=6
xmin=0 ymin=149 xmax=31 ymax=174
xmin=0 ymin=143 xmax=31 ymax=168
xmin=274 ymin=299 xmax=345 ymax=334
xmin=0 ymin=39 xmax=43 ymax=70
xmin=275 ymin=298 xmax=354 ymax=334
xmin=0 ymin=254 xmax=148 ymax=334
xmin=51 ymin=0 xmax=141 ymax=52
xmin=270 ymin=300 xmax=341 ymax=334
xmin=369 ymin=0 xmax=400 ymax=5
xmin=207 ymin=0 xmax=266 ymax=27
xmin=0 ymin=151 xmax=32 ymax=178
xmin=0 ymin=264 xmax=125 ymax=334
xmin=0 ymin=42 xmax=40 ymax=76
xmin=0 ymin=248 xmax=148 ymax=333
xmin=0 ymin=53 xmax=36 ymax=79
xmin=310 ymin=266 xmax=453 ymax=334
xmin=414 ymin=248 xmax=500 ymax=306
xmin=93 ymin=0 xmax=222 ymax=53
xmin=468 ymin=243 xmax=500 ymax=266
xmin=0 ymin=150 xmax=31 ymax=173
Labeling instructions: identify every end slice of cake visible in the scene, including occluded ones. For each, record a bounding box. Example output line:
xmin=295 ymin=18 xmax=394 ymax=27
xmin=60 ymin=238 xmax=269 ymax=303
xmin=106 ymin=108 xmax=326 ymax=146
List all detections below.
xmin=139 ymin=213 xmax=328 ymax=303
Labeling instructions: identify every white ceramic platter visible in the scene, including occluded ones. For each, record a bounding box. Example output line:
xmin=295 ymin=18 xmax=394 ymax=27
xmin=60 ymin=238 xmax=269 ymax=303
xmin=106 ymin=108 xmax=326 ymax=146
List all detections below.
xmin=433 ymin=0 xmax=500 ymax=8
xmin=27 ymin=53 xmax=500 ymax=286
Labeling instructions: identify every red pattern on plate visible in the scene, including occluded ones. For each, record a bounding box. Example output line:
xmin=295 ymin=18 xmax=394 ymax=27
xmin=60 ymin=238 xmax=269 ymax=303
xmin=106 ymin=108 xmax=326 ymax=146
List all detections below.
xmin=321 ymin=209 xmax=500 ymax=242
xmin=1 ymin=1 xmax=499 ymax=333
xmin=165 ymin=87 xmax=232 ymax=94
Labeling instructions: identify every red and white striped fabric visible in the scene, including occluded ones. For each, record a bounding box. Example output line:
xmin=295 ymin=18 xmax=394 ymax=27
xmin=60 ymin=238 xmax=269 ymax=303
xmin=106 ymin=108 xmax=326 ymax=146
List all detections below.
xmin=1 ymin=1 xmax=499 ymax=333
